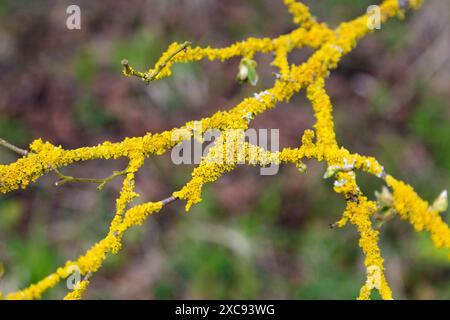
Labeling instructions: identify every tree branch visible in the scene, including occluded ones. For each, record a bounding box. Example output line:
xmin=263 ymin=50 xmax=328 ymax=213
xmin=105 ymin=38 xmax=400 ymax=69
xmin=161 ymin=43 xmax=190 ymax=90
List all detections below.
xmin=0 ymin=138 xmax=28 ymax=156
xmin=121 ymin=41 xmax=191 ymax=83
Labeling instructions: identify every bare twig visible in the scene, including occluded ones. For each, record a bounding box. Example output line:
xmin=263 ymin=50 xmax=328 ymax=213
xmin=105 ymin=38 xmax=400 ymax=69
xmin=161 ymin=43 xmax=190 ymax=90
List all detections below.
xmin=0 ymin=138 xmax=28 ymax=156
xmin=161 ymin=195 xmax=177 ymax=205
xmin=374 ymin=209 xmax=396 ymax=229
xmin=54 ymin=168 xmax=129 ymax=190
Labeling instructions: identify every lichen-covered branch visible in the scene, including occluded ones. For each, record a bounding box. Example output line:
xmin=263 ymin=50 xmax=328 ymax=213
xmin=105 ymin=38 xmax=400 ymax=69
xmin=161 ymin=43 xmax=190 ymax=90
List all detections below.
xmin=1 ymin=0 xmax=448 ymax=301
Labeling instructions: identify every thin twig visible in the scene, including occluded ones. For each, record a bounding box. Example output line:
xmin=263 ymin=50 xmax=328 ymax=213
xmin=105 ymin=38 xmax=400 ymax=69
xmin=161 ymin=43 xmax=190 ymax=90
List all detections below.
xmin=0 ymin=138 xmax=28 ymax=156
xmin=121 ymin=41 xmax=191 ymax=83
xmin=54 ymin=168 xmax=129 ymax=190
xmin=161 ymin=195 xmax=177 ymax=205
xmin=0 ymin=137 xmax=129 ymax=191
xmin=374 ymin=209 xmax=396 ymax=229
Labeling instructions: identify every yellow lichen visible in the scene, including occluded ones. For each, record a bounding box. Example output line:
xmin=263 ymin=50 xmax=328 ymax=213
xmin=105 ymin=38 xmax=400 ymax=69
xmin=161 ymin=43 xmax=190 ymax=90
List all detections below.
xmin=64 ymin=279 xmax=90 ymax=300
xmin=1 ymin=0 xmax=444 ymax=301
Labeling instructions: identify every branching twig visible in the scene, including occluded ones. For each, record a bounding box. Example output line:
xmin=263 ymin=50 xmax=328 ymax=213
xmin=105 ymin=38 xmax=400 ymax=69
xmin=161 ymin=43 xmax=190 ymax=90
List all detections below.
xmin=1 ymin=1 xmax=438 ymax=301
xmin=0 ymin=137 xmax=128 ymax=191
xmin=121 ymin=41 xmax=191 ymax=83
xmin=54 ymin=168 xmax=129 ymax=190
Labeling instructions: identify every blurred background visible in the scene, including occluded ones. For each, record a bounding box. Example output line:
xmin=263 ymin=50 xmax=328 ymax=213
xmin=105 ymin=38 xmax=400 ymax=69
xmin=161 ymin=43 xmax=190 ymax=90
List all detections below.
xmin=0 ymin=0 xmax=449 ymax=299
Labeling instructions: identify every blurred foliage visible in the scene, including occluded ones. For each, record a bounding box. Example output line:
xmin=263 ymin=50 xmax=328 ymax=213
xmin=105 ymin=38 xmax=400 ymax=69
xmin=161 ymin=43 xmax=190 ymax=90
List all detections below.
xmin=410 ymin=94 xmax=450 ymax=171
